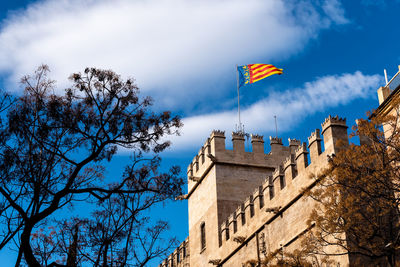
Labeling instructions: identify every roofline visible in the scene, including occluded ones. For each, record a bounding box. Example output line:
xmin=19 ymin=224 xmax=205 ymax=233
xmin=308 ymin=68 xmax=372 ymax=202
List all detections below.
xmin=370 ymin=85 xmax=400 ymax=119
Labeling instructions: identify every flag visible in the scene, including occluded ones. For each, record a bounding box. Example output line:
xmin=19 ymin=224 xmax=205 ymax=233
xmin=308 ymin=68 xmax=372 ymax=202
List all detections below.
xmin=238 ymin=64 xmax=283 ymax=87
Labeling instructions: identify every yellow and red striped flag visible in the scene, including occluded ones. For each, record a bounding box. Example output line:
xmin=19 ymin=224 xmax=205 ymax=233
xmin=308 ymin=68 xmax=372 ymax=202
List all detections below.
xmin=238 ymin=64 xmax=283 ymax=87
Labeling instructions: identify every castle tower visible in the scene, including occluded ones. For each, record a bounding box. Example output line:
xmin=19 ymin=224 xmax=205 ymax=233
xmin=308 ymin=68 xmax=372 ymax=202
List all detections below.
xmin=186 ymin=131 xmax=293 ymax=266
xmin=161 ymin=115 xmax=352 ymax=267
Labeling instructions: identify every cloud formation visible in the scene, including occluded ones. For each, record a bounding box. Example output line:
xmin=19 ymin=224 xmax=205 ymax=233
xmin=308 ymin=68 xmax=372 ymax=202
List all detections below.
xmin=0 ymin=0 xmax=348 ymax=109
xmin=0 ymin=0 xmax=377 ymax=153
xmin=168 ymin=71 xmax=382 ymax=150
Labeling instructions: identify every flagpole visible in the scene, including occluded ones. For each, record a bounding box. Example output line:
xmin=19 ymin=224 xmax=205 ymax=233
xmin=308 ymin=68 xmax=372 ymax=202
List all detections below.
xmin=236 ymin=64 xmax=242 ymax=133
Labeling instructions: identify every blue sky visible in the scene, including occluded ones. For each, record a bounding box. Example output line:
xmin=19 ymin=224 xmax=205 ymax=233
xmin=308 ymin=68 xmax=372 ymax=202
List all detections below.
xmin=0 ymin=0 xmax=399 ymax=265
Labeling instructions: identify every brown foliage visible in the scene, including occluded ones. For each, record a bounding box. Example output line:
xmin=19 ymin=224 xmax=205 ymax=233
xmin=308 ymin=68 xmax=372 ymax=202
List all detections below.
xmin=304 ymin=103 xmax=400 ymax=266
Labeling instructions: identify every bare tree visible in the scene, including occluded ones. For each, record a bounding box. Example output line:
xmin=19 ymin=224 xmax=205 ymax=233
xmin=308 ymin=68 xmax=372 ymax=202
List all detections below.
xmin=31 ymin=196 xmax=178 ymax=266
xmin=0 ymin=65 xmax=184 ymax=266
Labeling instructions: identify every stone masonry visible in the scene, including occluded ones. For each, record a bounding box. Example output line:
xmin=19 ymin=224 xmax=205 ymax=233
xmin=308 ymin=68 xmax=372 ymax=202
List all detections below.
xmin=159 ymin=115 xmax=351 ymax=267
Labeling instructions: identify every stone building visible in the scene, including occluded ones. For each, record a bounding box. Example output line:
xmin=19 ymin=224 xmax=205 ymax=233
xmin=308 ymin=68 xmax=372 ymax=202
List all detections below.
xmin=159 ymin=67 xmax=400 ymax=267
xmin=375 ymin=66 xmax=400 ymax=139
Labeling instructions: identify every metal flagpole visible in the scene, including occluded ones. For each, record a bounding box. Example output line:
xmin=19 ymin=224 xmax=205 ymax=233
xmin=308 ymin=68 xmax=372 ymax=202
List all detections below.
xmin=236 ymin=64 xmax=242 ymax=133
xmin=274 ymin=115 xmax=278 ymax=137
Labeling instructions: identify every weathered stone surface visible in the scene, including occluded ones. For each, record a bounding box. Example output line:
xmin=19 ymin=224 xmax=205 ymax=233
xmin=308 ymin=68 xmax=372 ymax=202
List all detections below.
xmin=160 ymin=115 xmax=351 ymax=267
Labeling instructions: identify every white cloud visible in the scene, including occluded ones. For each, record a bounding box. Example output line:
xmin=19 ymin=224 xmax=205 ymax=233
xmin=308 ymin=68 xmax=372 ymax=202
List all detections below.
xmin=0 ymin=0 xmax=376 ymax=154
xmin=322 ymin=0 xmax=350 ymax=24
xmin=0 ymin=0 xmax=348 ymax=109
xmin=168 ymin=71 xmax=382 ymax=150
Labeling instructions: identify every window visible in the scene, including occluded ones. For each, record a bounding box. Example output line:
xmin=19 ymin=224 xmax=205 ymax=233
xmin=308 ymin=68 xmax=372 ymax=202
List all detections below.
xmin=177 ymin=250 xmax=180 ymax=263
xmin=200 ymin=222 xmax=206 ymax=250
xmin=250 ymin=203 xmax=254 ymax=217
xmin=183 ymin=245 xmax=186 ymax=258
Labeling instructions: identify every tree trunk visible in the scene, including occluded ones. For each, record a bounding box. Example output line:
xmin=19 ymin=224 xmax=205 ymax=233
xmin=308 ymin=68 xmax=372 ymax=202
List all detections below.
xmin=21 ymin=223 xmax=41 ymax=267
xmin=94 ymin=243 xmax=104 ymax=267
xmin=15 ymin=246 xmax=23 ymax=267
xmin=102 ymin=242 xmax=109 ymax=267
xmin=66 ymin=224 xmax=78 ymax=267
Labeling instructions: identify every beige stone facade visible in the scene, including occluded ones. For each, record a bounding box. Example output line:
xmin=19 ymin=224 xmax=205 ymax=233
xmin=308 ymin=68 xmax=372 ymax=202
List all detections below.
xmin=159 ymin=68 xmax=400 ymax=267
xmin=159 ymin=114 xmax=353 ymax=267
xmin=376 ymin=66 xmax=400 ymax=139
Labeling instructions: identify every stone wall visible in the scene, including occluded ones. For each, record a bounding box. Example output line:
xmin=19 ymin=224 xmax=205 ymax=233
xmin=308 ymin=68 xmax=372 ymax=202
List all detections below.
xmin=160 ymin=115 xmax=350 ymax=267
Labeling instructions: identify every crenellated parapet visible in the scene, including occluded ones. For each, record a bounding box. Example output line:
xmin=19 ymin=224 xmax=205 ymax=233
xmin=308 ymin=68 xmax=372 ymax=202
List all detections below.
xmin=288 ymin=138 xmax=301 ymax=155
xmin=186 ymin=131 xmax=293 ymax=194
xmin=288 ymin=138 xmax=300 ymax=145
xmin=159 ymin=237 xmax=190 ymax=267
xmin=321 ymin=115 xmax=346 ymax=130
xmin=269 ymin=136 xmax=283 ymax=155
xmin=235 ymin=203 xmax=246 ymax=227
xmin=251 ymin=134 xmax=264 ymax=142
xmin=217 ymin=115 xmax=349 ymax=250
xmin=283 ymin=154 xmax=296 ymax=180
xmin=295 ymin=142 xmax=309 ymax=172
xmin=210 ymin=130 xmax=225 ymax=155
xmin=232 ymin=131 xmax=245 ymax=151
xmin=308 ymin=129 xmax=322 ymax=161
xmin=251 ymin=134 xmax=264 ymax=154
xmin=270 ymin=136 xmax=282 ymax=144
xmin=211 ymin=129 xmax=225 ymax=137
xmin=321 ymin=115 xmax=348 ymax=154
xmin=272 ymin=165 xmax=284 ymax=191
